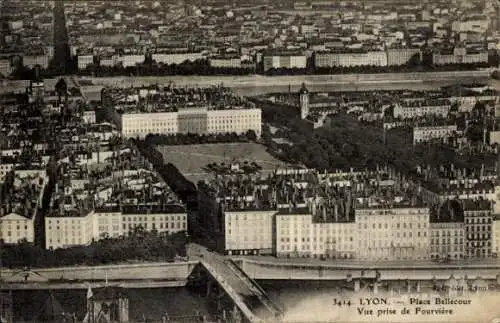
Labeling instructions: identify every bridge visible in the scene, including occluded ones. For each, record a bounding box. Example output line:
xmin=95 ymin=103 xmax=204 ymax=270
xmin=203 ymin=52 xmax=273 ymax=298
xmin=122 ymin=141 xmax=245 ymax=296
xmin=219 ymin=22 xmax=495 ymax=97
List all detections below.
xmin=187 ymin=244 xmax=284 ymax=322
xmin=0 ymin=245 xmax=285 ymax=323
xmin=3 ymin=254 xmax=500 ymax=321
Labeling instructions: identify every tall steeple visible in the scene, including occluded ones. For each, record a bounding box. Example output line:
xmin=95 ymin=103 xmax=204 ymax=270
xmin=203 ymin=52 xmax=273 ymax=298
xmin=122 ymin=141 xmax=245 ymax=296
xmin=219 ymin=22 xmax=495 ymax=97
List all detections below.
xmin=299 ymin=83 xmax=309 ymax=119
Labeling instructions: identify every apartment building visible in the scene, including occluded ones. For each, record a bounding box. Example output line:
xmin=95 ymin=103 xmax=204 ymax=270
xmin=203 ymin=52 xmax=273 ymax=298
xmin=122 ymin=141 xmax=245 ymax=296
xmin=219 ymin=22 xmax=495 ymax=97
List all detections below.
xmin=413 ymin=125 xmax=458 ymax=145
xmin=45 ymin=205 xmax=187 ymax=249
xmin=210 ymin=57 xmax=242 ymax=68
xmin=387 ymin=48 xmax=422 ymax=66
xmin=355 ymin=206 xmax=430 ymax=261
xmin=224 ymin=209 xmax=276 ymax=255
xmin=393 ymin=100 xmax=451 ymax=119
xmin=463 ymin=200 xmax=493 ymax=258
xmin=23 ymin=55 xmax=50 ymax=69
xmin=430 ymin=222 xmax=465 ymax=260
xmin=492 ymin=214 xmax=500 ymax=257
xmin=119 ymin=107 xmax=261 ymax=138
xmin=263 ymin=53 xmax=307 ymax=71
xmin=275 ymin=208 xmax=356 ymax=259
xmin=315 ymin=51 xmax=388 ymax=68
xmin=77 ymin=55 xmax=94 ymax=70
xmin=105 ymin=86 xmax=262 ymax=138
xmin=433 ymin=48 xmax=488 ymax=66
xmin=0 ymin=172 xmax=48 ymax=244
xmin=152 ymin=52 xmax=203 ymax=65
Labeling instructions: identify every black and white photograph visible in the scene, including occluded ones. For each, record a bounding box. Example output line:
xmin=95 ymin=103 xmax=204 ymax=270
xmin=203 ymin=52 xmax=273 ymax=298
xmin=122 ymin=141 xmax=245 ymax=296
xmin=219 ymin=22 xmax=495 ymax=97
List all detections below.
xmin=1 ymin=0 xmax=500 ymax=322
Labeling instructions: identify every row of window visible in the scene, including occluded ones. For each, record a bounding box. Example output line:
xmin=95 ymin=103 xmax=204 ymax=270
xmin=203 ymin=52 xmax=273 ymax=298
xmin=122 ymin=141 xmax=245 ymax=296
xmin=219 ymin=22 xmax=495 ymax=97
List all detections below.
xmin=431 ymin=238 xmax=463 ymax=244
xmin=1 ymin=229 xmax=31 ymax=237
xmin=465 ymin=218 xmax=492 ymax=224
xmin=431 ymin=230 xmax=464 ymax=237
xmin=279 ymin=236 xmax=354 ymax=243
xmin=359 ymin=222 xmax=427 ymax=229
xmin=430 ymin=246 xmax=462 ymax=252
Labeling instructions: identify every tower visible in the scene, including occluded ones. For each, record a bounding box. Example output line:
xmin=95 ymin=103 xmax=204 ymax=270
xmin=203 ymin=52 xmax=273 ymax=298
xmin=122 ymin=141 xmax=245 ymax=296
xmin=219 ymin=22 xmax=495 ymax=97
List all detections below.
xmin=299 ymin=83 xmax=309 ymax=119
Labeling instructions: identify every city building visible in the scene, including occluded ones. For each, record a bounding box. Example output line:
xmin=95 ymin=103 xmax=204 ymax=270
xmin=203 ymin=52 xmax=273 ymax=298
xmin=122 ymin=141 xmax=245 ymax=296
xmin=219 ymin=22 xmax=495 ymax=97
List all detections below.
xmin=45 ymin=167 xmax=187 ymax=249
xmin=463 ymin=200 xmax=493 ymax=258
xmin=209 ymin=57 xmax=242 ymax=68
xmin=492 ymin=214 xmax=500 ymax=257
xmin=45 ymin=205 xmax=187 ymax=249
xmin=0 ymin=172 xmax=48 ymax=244
xmin=386 ymin=48 xmax=422 ymax=66
xmin=430 ymin=222 xmax=465 ymax=260
xmin=314 ymin=51 xmax=388 ymax=68
xmin=393 ymin=99 xmax=451 ymax=119
xmin=275 ymin=211 xmax=356 ymax=259
xmin=224 ymin=209 xmax=276 ymax=255
xmin=413 ymin=125 xmax=458 ymax=145
xmin=262 ymin=53 xmax=307 ymax=71
xmin=77 ymin=55 xmax=94 ymax=70
xmin=355 ymin=206 xmax=430 ymax=261
xmin=151 ymin=52 xmax=203 ymax=66
xmin=104 ymin=85 xmax=262 ymax=138
xmin=433 ymin=48 xmax=488 ymax=65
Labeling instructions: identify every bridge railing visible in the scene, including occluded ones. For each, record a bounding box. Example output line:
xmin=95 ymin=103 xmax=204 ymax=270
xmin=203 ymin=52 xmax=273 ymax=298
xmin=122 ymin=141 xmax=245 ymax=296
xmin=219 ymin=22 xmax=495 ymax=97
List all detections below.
xmin=227 ymin=259 xmax=285 ymax=315
xmin=200 ymin=260 xmax=260 ymax=323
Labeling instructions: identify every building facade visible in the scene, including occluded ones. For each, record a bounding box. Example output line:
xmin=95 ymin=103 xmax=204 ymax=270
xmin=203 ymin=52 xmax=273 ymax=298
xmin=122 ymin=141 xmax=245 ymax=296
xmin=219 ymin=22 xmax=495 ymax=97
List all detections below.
xmin=413 ymin=125 xmax=458 ymax=145
xmin=430 ymin=222 xmax=465 ymax=260
xmin=263 ymin=54 xmax=307 ymax=71
xmin=45 ymin=207 xmax=188 ymax=249
xmin=464 ymin=205 xmax=493 ymax=258
xmin=275 ymin=211 xmax=356 ymax=259
xmin=493 ymin=214 xmax=500 ymax=257
xmin=0 ymin=212 xmax=35 ymax=244
xmin=387 ymin=48 xmax=422 ymax=66
xmin=210 ymin=58 xmax=242 ymax=68
xmin=432 ymin=48 xmax=488 ymax=65
xmin=119 ymin=107 xmax=262 ymax=139
xmin=355 ymin=207 xmax=430 ymax=261
xmin=393 ymin=102 xmax=451 ymax=119
xmin=224 ymin=210 xmax=276 ymax=255
xmin=315 ymin=51 xmax=388 ymax=68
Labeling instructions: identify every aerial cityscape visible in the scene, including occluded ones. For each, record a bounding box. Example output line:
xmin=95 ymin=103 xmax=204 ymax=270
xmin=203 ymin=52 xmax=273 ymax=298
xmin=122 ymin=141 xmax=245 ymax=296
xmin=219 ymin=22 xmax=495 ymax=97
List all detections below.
xmin=2 ymin=0 xmax=500 ymax=322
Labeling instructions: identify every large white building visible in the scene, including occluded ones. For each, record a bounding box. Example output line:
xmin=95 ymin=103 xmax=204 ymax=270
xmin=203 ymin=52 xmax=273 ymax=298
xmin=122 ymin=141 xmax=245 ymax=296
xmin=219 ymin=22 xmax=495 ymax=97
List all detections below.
xmin=152 ymin=52 xmax=203 ymax=65
xmin=355 ymin=207 xmax=430 ymax=261
xmin=393 ymin=100 xmax=451 ymax=119
xmin=210 ymin=58 xmax=242 ymax=68
xmin=432 ymin=48 xmax=488 ymax=66
xmin=45 ymin=206 xmax=187 ymax=249
xmin=224 ymin=210 xmax=276 ymax=255
xmin=413 ymin=125 xmax=458 ymax=145
xmin=275 ymin=209 xmax=356 ymax=259
xmin=315 ymin=51 xmax=388 ymax=68
xmin=77 ymin=55 xmax=94 ymax=70
xmin=118 ymin=107 xmax=262 ymax=139
xmin=23 ymin=55 xmax=50 ymax=69
xmin=386 ymin=48 xmax=422 ymax=66
xmin=263 ymin=54 xmax=307 ymax=71
xmin=0 ymin=172 xmax=48 ymax=244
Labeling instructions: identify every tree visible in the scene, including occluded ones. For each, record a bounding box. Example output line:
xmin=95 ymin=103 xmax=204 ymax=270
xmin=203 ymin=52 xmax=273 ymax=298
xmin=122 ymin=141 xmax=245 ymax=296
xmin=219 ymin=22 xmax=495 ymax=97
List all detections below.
xmin=246 ymin=130 xmax=257 ymax=141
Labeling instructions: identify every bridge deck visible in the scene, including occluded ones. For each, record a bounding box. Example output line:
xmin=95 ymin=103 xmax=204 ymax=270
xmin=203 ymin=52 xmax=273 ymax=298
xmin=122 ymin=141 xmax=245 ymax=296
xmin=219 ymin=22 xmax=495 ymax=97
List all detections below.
xmin=189 ymin=244 xmax=283 ymax=322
